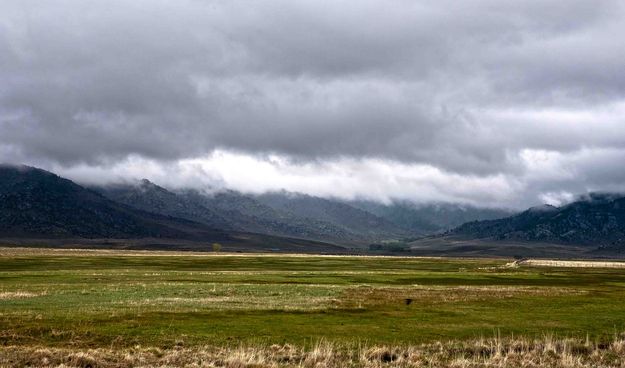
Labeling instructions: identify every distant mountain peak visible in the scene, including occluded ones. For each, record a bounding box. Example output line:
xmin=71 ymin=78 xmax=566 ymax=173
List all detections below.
xmin=137 ymin=178 xmax=167 ymax=189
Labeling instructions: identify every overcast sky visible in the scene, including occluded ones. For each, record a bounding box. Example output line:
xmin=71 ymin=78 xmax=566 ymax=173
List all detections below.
xmin=2 ymin=0 xmax=625 ymax=208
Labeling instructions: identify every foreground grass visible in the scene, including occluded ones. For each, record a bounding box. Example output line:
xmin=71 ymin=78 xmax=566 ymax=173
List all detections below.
xmin=1 ymin=248 xmax=625 ymax=353
xmin=4 ymin=335 xmax=625 ymax=367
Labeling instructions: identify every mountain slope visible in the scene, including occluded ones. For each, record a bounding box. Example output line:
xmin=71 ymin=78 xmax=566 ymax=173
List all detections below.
xmin=96 ymin=180 xmax=233 ymax=230
xmin=256 ymin=192 xmax=408 ymax=239
xmin=176 ymin=190 xmax=359 ymax=242
xmin=452 ymin=194 xmax=625 ymax=246
xmin=96 ymin=182 xmax=359 ymax=242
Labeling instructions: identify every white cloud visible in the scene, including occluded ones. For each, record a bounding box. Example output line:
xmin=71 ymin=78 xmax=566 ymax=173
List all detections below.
xmin=539 ymin=191 xmax=575 ymax=206
xmin=52 ymin=150 xmax=519 ymax=207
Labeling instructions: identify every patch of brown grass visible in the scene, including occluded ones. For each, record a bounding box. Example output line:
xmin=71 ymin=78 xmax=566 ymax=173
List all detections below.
xmin=2 ymin=334 xmax=625 ymax=367
xmin=335 ymin=285 xmax=583 ymax=309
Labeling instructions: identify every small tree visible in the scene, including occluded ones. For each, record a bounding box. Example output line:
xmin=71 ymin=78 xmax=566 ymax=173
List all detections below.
xmin=212 ymin=242 xmax=222 ymax=252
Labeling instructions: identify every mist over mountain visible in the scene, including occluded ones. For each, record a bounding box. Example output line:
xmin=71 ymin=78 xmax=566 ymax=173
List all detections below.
xmin=350 ymin=200 xmax=514 ymax=234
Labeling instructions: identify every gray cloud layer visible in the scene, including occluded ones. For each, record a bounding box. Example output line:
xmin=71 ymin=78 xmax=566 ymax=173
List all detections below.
xmin=2 ymin=0 xmax=625 ymax=207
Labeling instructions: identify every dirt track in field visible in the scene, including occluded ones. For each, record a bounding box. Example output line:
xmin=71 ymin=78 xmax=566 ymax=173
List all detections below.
xmin=520 ymin=259 xmax=625 ymax=268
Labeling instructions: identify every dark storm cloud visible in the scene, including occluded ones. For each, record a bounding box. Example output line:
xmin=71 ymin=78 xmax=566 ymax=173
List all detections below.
xmin=2 ymin=0 xmax=625 ymax=206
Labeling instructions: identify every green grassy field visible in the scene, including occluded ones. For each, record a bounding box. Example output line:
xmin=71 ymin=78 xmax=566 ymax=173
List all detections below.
xmin=1 ymin=247 xmax=625 ymax=351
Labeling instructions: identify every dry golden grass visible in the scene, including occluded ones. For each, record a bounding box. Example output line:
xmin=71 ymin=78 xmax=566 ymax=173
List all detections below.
xmin=0 ymin=291 xmax=45 ymax=300
xmin=3 ymin=334 xmax=625 ymax=367
xmin=0 ymin=246 xmax=448 ymax=260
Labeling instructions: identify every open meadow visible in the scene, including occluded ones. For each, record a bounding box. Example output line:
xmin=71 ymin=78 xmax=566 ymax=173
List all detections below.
xmin=2 ymin=247 xmax=625 ymax=367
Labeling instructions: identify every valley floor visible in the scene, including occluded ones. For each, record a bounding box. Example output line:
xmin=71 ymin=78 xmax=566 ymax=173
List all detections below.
xmin=1 ymin=248 xmax=625 ymax=366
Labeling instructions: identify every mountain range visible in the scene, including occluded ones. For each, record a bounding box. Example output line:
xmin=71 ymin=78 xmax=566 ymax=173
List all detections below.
xmin=4 ymin=164 xmax=625 ymax=256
